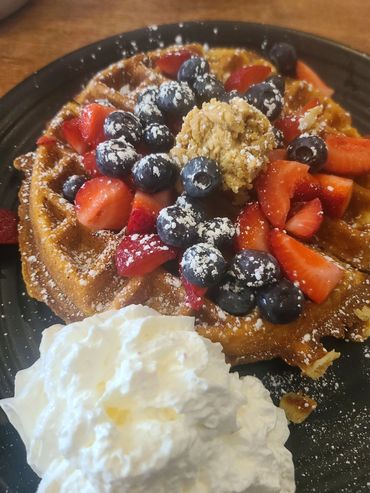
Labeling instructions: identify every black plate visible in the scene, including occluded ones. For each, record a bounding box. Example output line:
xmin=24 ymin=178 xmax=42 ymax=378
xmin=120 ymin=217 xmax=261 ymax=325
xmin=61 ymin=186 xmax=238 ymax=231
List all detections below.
xmin=0 ymin=21 xmax=369 ymax=493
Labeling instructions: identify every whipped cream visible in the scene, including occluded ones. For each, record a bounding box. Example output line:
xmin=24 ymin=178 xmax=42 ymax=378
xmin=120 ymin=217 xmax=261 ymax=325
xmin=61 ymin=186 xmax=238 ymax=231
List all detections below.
xmin=0 ymin=305 xmax=295 ymax=492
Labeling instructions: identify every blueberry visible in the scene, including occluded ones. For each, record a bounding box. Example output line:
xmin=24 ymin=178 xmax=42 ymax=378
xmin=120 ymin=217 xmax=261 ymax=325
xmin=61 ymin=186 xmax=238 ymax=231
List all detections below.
xmin=104 ymin=111 xmax=142 ymax=145
xmin=257 ymin=278 xmax=304 ymax=324
xmin=96 ymin=139 xmax=138 ymax=178
xmin=272 ymin=127 xmax=285 ymax=148
xmin=229 ymin=250 xmax=281 ymax=288
xmin=197 ymin=217 xmax=236 ymax=247
xmin=134 ymin=101 xmax=164 ymax=126
xmin=176 ymin=194 xmax=207 ymax=222
xmin=265 ymin=74 xmax=285 ymax=95
xmin=157 ymin=205 xmax=197 ymax=248
xmin=181 ymin=243 xmax=227 ymax=288
xmin=156 ymin=81 xmax=196 ymax=116
xmin=180 ymin=157 xmax=221 ymax=198
xmin=211 ymin=277 xmax=256 ymax=316
xmin=177 ymin=56 xmax=210 ymax=85
xmin=137 ymin=86 xmax=158 ymax=105
xmin=219 ymin=90 xmax=242 ymax=103
xmin=132 ymin=153 xmax=178 ymax=193
xmin=62 ymin=175 xmax=86 ymax=203
xmin=287 ymin=135 xmax=328 ymax=172
xmin=192 ymin=73 xmax=226 ymax=105
xmin=268 ymin=42 xmax=297 ymax=76
xmin=143 ymin=123 xmax=174 ymax=152
xmin=245 ymin=82 xmax=283 ymax=121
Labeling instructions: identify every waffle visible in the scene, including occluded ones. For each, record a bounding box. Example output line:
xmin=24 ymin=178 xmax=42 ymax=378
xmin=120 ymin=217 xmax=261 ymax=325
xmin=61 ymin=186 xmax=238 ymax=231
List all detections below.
xmin=15 ymin=44 xmax=370 ymax=379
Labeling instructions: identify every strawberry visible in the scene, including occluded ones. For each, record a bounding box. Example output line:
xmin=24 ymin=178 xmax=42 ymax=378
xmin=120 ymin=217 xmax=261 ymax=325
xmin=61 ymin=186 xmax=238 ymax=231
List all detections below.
xmin=285 ymin=198 xmax=323 ymax=239
xmin=314 ymin=173 xmax=353 ymax=218
xmin=255 ymin=160 xmax=309 ymax=228
xmin=79 ymin=103 xmax=114 ymax=147
xmin=274 ymin=114 xmax=301 ymax=143
xmin=36 ymin=135 xmax=57 ymax=146
xmin=127 ymin=190 xmax=173 ymax=234
xmin=270 ymin=229 xmax=343 ymax=303
xmin=61 ymin=118 xmax=88 ymax=154
xmin=224 ymin=65 xmax=271 ymax=93
xmin=75 ymin=177 xmax=133 ymax=231
xmin=156 ymin=49 xmax=193 ymax=78
xmin=234 ymin=202 xmax=270 ymax=252
xmin=296 ymin=60 xmax=334 ymax=97
xmin=294 ymin=174 xmax=322 ymax=202
xmin=0 ymin=209 xmax=18 ymax=244
xmin=324 ymin=135 xmax=370 ymax=176
xmin=180 ymin=270 xmax=207 ymax=311
xmin=115 ymin=234 xmax=177 ymax=277
xmin=82 ymin=150 xmax=101 ymax=177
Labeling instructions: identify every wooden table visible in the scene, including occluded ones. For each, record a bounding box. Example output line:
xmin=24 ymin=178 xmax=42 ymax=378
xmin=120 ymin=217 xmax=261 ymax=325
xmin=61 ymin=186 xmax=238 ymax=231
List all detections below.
xmin=0 ymin=0 xmax=369 ymax=97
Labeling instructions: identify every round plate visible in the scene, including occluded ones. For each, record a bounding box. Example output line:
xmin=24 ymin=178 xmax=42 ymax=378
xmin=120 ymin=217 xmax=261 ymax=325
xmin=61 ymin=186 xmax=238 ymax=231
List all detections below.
xmin=0 ymin=21 xmax=369 ymax=493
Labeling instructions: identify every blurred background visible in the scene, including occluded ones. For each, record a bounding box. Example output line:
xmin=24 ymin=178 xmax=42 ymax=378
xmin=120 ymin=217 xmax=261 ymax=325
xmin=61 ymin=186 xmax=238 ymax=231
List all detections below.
xmin=0 ymin=0 xmax=368 ymax=96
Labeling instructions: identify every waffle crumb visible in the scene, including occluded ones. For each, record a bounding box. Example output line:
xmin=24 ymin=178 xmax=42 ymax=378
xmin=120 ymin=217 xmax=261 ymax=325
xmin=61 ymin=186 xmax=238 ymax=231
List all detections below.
xmin=280 ymin=392 xmax=318 ymax=424
xmin=171 ymin=97 xmax=276 ymax=193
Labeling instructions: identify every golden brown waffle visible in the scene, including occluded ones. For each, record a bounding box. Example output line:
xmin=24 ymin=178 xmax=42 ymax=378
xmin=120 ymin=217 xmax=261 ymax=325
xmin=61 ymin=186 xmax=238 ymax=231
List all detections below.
xmin=15 ymin=44 xmax=370 ymax=379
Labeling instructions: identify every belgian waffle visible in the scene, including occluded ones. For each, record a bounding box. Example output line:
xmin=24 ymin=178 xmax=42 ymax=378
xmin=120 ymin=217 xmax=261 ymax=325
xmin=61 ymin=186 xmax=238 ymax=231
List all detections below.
xmin=15 ymin=44 xmax=370 ymax=379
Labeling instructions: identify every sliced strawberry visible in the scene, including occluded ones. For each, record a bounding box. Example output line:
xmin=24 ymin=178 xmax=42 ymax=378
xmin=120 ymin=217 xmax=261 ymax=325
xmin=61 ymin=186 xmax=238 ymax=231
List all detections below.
xmin=224 ymin=65 xmax=271 ymax=93
xmin=268 ymin=148 xmax=287 ymax=162
xmin=61 ymin=118 xmax=88 ymax=154
xmin=234 ymin=202 xmax=270 ymax=252
xmin=75 ymin=176 xmax=133 ymax=231
xmin=314 ymin=173 xmax=353 ymax=218
xmin=294 ymin=174 xmax=321 ymax=202
xmin=156 ymin=49 xmax=193 ymax=78
xmin=296 ymin=60 xmax=334 ymax=97
xmin=115 ymin=234 xmax=177 ymax=277
xmin=274 ymin=114 xmax=301 ymax=143
xmin=82 ymin=150 xmax=101 ymax=177
xmin=79 ymin=103 xmax=114 ymax=147
xmin=0 ymin=209 xmax=18 ymax=244
xmin=270 ymin=229 xmax=343 ymax=303
xmin=180 ymin=270 xmax=207 ymax=311
xmin=324 ymin=135 xmax=370 ymax=176
xmin=126 ymin=190 xmax=173 ymax=234
xmin=285 ymin=198 xmax=323 ymax=239
xmin=255 ymin=160 xmax=309 ymax=228
xmin=36 ymin=135 xmax=57 ymax=146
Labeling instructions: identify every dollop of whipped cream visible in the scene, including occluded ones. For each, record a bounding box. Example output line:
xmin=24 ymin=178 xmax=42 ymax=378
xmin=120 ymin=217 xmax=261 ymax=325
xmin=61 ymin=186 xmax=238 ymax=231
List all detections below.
xmin=0 ymin=305 xmax=295 ymax=493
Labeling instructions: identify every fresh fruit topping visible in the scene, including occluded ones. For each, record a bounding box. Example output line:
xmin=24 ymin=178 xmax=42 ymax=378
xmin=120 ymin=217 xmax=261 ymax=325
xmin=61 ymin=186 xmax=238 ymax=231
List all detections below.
xmin=79 ymin=103 xmax=114 ymax=147
xmin=287 ymin=135 xmax=328 ymax=171
xmin=157 ymin=205 xmax=197 ymax=248
xmin=324 ymin=135 xmax=370 ymax=176
xmin=181 ymin=243 xmax=227 ymax=288
xmin=293 ymin=174 xmax=321 ymax=202
xmin=156 ymin=81 xmax=196 ymax=116
xmin=36 ymin=135 xmax=57 ymax=146
xmin=268 ymin=148 xmax=287 ymax=163
xmin=115 ymin=234 xmax=177 ymax=277
xmin=177 ymin=56 xmax=210 ymax=86
xmin=245 ymin=82 xmax=283 ymax=121
xmin=62 ymin=175 xmax=87 ymax=203
xmin=274 ymin=114 xmax=301 ymax=143
xmin=265 ymin=74 xmax=285 ymax=95
xmin=180 ymin=157 xmax=221 ymax=198
xmin=314 ymin=173 xmax=353 ymax=218
xmin=296 ymin=60 xmax=334 ymax=97
xmin=272 ymin=127 xmax=285 ymax=149
xmin=132 ymin=153 xmax=178 ymax=193
xmin=285 ymin=198 xmax=323 ymax=239
xmin=197 ymin=217 xmax=236 ymax=247
xmin=156 ymin=49 xmax=193 ymax=78
xmin=229 ymin=250 xmax=281 ymax=288
xmin=0 ymin=209 xmax=18 ymax=244
xmin=255 ymin=160 xmax=309 ymax=228
xmin=235 ymin=202 xmax=270 ymax=252
xmin=270 ymin=229 xmax=343 ymax=303
xmin=142 ymin=123 xmax=174 ymax=152
xmin=192 ymin=73 xmax=226 ymax=105
xmin=268 ymin=42 xmax=297 ymax=76
xmin=127 ymin=190 xmax=173 ymax=234
xmin=61 ymin=118 xmax=88 ymax=154
xmin=134 ymin=101 xmax=164 ymax=126
xmin=103 ymin=110 xmax=142 ymax=144
xmin=95 ymin=139 xmax=138 ymax=178
xmin=75 ymin=176 xmax=133 ymax=231
xmin=137 ymin=86 xmax=159 ymax=105
xmin=219 ymin=90 xmax=241 ymax=103
xmin=257 ymin=278 xmax=304 ymax=324
xmin=224 ymin=65 xmax=272 ymax=93
xmin=82 ymin=150 xmax=101 ymax=177
xmin=175 ymin=194 xmax=207 ymax=222
xmin=180 ymin=269 xmax=207 ymax=311
xmin=211 ymin=277 xmax=256 ymax=316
